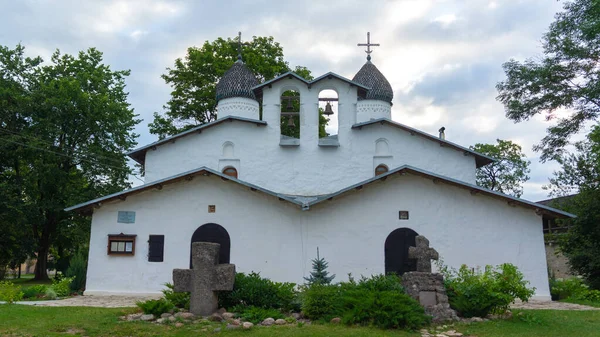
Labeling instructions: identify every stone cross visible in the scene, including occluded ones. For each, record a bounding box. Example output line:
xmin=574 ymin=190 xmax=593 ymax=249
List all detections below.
xmin=408 ymin=235 xmax=439 ymax=273
xmin=173 ymin=242 xmax=235 ymax=316
xmin=357 ymin=32 xmax=380 ymax=61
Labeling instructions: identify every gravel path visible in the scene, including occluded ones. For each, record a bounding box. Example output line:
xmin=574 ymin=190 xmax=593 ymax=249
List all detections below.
xmin=511 ymin=300 xmax=599 ymax=311
xmin=9 ymin=295 xmax=161 ymax=308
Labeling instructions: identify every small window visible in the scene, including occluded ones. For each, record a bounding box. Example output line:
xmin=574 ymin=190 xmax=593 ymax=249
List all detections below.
xmin=107 ymin=234 xmax=136 ymax=255
xmin=375 ymin=164 xmax=389 ymax=176
xmin=148 ymin=235 xmax=164 ymax=262
xmin=222 ymin=167 xmax=238 ymax=179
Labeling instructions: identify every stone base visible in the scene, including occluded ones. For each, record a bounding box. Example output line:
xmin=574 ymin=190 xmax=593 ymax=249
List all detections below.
xmin=402 ymin=272 xmax=458 ymax=323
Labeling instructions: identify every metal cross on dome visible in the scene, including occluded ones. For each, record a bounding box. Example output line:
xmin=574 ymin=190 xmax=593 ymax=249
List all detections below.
xmin=357 ymin=32 xmax=380 ymax=61
xmin=236 ymin=31 xmax=243 ymax=62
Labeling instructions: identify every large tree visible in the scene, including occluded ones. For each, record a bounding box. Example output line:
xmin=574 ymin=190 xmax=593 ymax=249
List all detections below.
xmin=470 ymin=139 xmax=531 ymax=197
xmin=149 ymin=35 xmax=317 ymax=139
xmin=496 ymin=0 xmax=600 ymax=162
xmin=547 ymin=125 xmax=600 ymax=289
xmin=0 ymin=45 xmax=139 ymax=279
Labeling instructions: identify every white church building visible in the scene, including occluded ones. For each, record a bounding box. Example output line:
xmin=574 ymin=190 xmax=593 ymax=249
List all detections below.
xmin=67 ymin=36 xmax=573 ymax=300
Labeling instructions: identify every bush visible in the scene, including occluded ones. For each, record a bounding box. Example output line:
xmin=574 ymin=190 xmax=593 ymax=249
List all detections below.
xmin=551 ymin=277 xmax=600 ymax=302
xmin=136 ymin=298 xmax=174 ymax=316
xmin=0 ymin=281 xmax=24 ymax=303
xmin=44 ymin=288 xmax=58 ymax=300
xmin=22 ymin=285 xmax=48 ymax=299
xmin=233 ymin=305 xmax=285 ymax=324
xmin=443 ymin=263 xmax=535 ymax=318
xmin=51 ymin=276 xmax=75 ymax=297
xmin=65 ymin=251 xmax=87 ymax=292
xmin=218 ymin=272 xmax=298 ymax=312
xmin=342 ymin=289 xmax=430 ymax=329
xmin=342 ymin=274 xmax=404 ymax=292
xmin=301 ymin=284 xmax=343 ymax=320
xmin=162 ymin=282 xmax=190 ymax=309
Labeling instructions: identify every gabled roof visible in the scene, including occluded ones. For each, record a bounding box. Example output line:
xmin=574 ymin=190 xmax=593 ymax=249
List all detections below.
xmin=352 ymin=118 xmax=495 ymax=168
xmin=252 ymin=71 xmax=370 ymax=98
xmin=64 ymin=166 xmax=305 ymax=213
xmin=127 ymin=116 xmax=267 ymax=165
xmin=66 ymin=164 xmax=574 ymax=220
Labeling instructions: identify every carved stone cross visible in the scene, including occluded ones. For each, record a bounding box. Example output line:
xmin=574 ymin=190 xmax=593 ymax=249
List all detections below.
xmin=408 ymin=235 xmax=439 ymax=273
xmin=173 ymin=242 xmax=235 ymax=316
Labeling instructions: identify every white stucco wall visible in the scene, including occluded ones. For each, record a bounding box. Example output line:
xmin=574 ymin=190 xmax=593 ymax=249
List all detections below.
xmin=85 ymin=173 xmax=550 ymax=300
xmin=142 ymin=76 xmax=477 ymax=195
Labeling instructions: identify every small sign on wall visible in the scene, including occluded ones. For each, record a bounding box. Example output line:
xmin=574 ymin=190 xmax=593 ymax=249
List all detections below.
xmin=399 ymin=211 xmax=409 ymax=220
xmin=208 ymin=205 xmax=216 ymax=213
xmin=117 ymin=211 xmax=136 ymax=223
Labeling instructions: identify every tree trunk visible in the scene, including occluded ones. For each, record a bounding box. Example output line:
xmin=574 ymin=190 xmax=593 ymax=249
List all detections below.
xmin=18 ymin=266 xmax=21 ymax=279
xmin=34 ymin=234 xmax=50 ymax=280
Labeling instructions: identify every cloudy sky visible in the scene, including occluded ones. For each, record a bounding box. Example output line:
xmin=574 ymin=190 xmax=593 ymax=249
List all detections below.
xmin=2 ymin=0 xmax=572 ymax=201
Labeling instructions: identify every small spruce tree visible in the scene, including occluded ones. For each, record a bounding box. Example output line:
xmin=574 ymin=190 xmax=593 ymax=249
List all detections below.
xmin=304 ymin=248 xmax=335 ymax=285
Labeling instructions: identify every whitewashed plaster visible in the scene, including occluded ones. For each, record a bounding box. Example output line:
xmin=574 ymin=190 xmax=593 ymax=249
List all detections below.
xmin=143 ymin=76 xmax=477 ymax=195
xmin=216 ymin=97 xmax=260 ymax=119
xmin=356 ymin=100 xmax=392 ymax=123
xmin=85 ymin=173 xmax=550 ymax=300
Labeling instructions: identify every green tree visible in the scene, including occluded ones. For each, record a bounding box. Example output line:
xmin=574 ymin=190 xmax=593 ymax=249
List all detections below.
xmin=150 ymin=35 xmax=325 ymax=139
xmin=546 ymin=125 xmax=600 ymax=289
xmin=470 ymin=139 xmax=531 ymax=197
xmin=304 ymin=248 xmax=335 ymax=285
xmin=0 ymin=45 xmax=139 ymax=280
xmin=496 ymin=0 xmax=600 ymax=162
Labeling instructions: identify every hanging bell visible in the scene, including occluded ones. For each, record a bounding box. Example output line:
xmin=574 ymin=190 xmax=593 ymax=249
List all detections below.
xmin=287 ymin=115 xmax=296 ymax=127
xmin=323 ymin=102 xmax=334 ymax=116
xmin=285 ymin=97 xmax=294 ymax=111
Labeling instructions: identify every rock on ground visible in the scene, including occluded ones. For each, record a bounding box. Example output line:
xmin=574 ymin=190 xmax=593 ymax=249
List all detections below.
xmin=262 ymin=317 xmax=275 ymax=326
xmin=242 ymin=322 xmax=254 ymax=329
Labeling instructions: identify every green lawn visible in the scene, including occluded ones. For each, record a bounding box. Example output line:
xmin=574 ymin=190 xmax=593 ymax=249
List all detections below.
xmin=560 ymin=298 xmax=600 ymax=308
xmin=0 ymin=305 xmax=599 ymax=337
xmin=4 ymin=275 xmax=52 ymax=289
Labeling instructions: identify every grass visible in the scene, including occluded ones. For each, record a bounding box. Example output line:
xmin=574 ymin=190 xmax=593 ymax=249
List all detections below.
xmin=4 ymin=274 xmax=52 ymax=290
xmin=0 ymin=305 xmax=599 ymax=337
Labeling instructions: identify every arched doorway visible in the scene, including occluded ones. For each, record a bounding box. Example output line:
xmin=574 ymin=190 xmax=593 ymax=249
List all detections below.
xmin=384 ymin=228 xmax=418 ymax=276
xmin=190 ymin=223 xmax=230 ymax=268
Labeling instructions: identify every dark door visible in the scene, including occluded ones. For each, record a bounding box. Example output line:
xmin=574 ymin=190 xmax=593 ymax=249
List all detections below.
xmin=384 ymin=228 xmax=418 ymax=275
xmin=190 ymin=223 xmax=230 ymax=268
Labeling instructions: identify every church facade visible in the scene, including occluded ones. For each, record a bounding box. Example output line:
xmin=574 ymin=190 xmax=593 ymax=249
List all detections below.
xmin=67 ymin=38 xmax=573 ymax=300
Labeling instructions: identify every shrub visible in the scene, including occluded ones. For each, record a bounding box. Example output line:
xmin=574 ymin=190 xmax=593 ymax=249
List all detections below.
xmin=66 ymin=251 xmax=87 ymax=292
xmin=443 ymin=263 xmax=535 ymax=318
xmin=136 ymin=298 xmax=174 ymax=316
xmin=234 ymin=305 xmax=285 ymax=324
xmin=551 ymin=277 xmax=600 ymax=303
xmin=162 ymin=282 xmax=190 ymax=309
xmin=301 ymin=284 xmax=343 ymax=320
xmin=22 ymin=285 xmax=48 ymax=299
xmin=342 ymin=289 xmax=430 ymax=329
xmin=0 ymin=281 xmax=24 ymax=303
xmin=218 ymin=272 xmax=298 ymax=312
xmin=51 ymin=276 xmax=75 ymax=297
xmin=44 ymin=288 xmax=58 ymax=300
xmin=342 ymin=274 xmax=404 ymax=292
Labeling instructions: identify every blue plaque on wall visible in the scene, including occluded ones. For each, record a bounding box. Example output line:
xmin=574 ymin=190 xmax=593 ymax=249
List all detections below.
xmin=117 ymin=211 xmax=136 ymax=223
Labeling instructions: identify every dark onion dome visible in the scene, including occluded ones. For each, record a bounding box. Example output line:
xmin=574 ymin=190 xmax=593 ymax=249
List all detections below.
xmin=216 ymin=60 xmax=259 ymax=102
xmin=352 ymin=61 xmax=393 ymax=104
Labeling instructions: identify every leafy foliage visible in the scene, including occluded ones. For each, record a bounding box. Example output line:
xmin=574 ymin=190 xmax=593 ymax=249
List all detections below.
xmin=550 ymin=277 xmax=594 ymax=300
xmin=470 ymin=139 xmax=531 ymax=197
xmin=232 ymin=305 xmax=285 ymax=324
xmin=44 ymin=288 xmax=57 ymax=300
xmin=149 ymin=35 xmax=313 ymax=138
xmin=0 ymin=44 xmax=139 ymax=280
xmin=218 ymin=272 xmax=298 ymax=312
xmin=342 ymin=289 xmax=429 ymax=330
xmin=301 ymin=284 xmax=343 ymax=320
xmin=22 ymin=285 xmax=48 ymax=299
xmin=65 ymin=251 xmax=87 ymax=292
xmin=442 ymin=263 xmax=535 ymax=318
xmin=0 ymin=281 xmax=24 ymax=303
xmin=304 ymin=248 xmax=335 ymax=285
xmin=136 ymin=298 xmax=174 ymax=316
xmin=162 ymin=282 xmax=190 ymax=310
xmin=496 ymin=0 xmax=600 ymax=162
xmin=51 ymin=276 xmax=75 ymax=297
